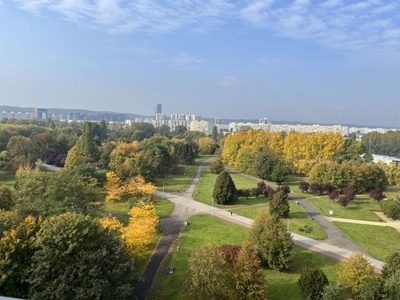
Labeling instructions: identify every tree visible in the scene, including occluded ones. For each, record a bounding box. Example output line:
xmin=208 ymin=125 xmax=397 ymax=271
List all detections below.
xmin=344 ymin=186 xmax=356 ymax=201
xmin=76 ymin=121 xmax=100 ymax=161
xmin=210 ymin=158 xmax=225 ymax=174
xmin=338 ymin=195 xmax=351 ymax=208
xmin=156 ymin=124 xmax=171 ymax=137
xmin=384 ymin=269 xmax=400 ymax=300
xmin=298 ymin=268 xmax=329 ymax=300
xmin=64 ymin=145 xmax=85 ymax=170
xmin=248 ymin=210 xmax=293 ymax=269
xmin=198 ymin=137 xmax=217 ymax=155
xmin=212 ymin=170 xmax=238 ymax=205
xmin=381 ymin=200 xmax=400 ymax=220
xmin=254 ymin=148 xmax=278 ymax=181
xmin=269 ymin=190 xmax=290 ymax=218
xmin=299 ymin=181 xmax=310 ymax=193
xmin=0 ymin=216 xmax=42 ymax=298
xmin=369 ymin=188 xmax=386 ymax=201
xmin=329 ymin=189 xmax=340 ymax=201
xmin=352 ymin=277 xmax=384 ymax=300
xmin=29 ymin=213 xmax=136 ymax=300
xmin=321 ymin=284 xmax=344 ymax=300
xmin=188 ymin=243 xmax=230 ymax=300
xmin=171 ymin=125 xmax=187 ymax=138
xmin=0 ymin=185 xmax=13 ymax=210
xmin=99 ymin=119 xmax=108 ymax=141
xmin=382 ymin=252 xmax=400 ymax=279
xmin=31 ymin=132 xmax=56 ymax=157
xmin=232 ymin=241 xmax=267 ymax=300
xmin=271 ymin=161 xmax=288 ymax=185
xmin=337 ymin=252 xmax=376 ymax=291
xmin=212 ymin=125 xmax=218 ymax=141
xmin=123 ymin=201 xmax=159 ymax=257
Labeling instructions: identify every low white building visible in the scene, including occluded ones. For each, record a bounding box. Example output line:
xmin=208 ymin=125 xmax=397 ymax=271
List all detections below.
xmin=372 ymin=154 xmax=400 ymax=164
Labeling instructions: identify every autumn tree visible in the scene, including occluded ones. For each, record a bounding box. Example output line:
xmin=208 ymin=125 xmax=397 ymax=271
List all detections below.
xmin=254 ymin=148 xmax=278 ymax=181
xmin=198 ymin=136 xmax=217 ymax=155
xmin=123 ymin=200 xmax=159 ymax=257
xmin=269 ymin=190 xmax=290 ymax=219
xmin=298 ymin=268 xmax=329 ymax=300
xmin=383 ymin=269 xmax=400 ymax=300
xmin=352 ymin=277 xmax=384 ymax=300
xmin=31 ymin=132 xmax=56 ymax=157
xmin=248 ymin=210 xmax=293 ymax=269
xmin=299 ymin=181 xmax=310 ymax=193
xmin=271 ymin=161 xmax=288 ymax=185
xmin=29 ymin=213 xmax=136 ymax=300
xmin=212 ymin=170 xmax=238 ymax=205
xmin=210 ymin=158 xmax=225 ymax=174
xmin=0 ymin=216 xmax=41 ymax=299
xmin=369 ymin=188 xmax=386 ymax=201
xmin=64 ymin=145 xmax=85 ymax=170
xmin=321 ymin=284 xmax=344 ymax=300
xmin=337 ymin=252 xmax=376 ymax=292
xmin=382 ymin=252 xmax=400 ymax=279
xmin=188 ymin=243 xmax=230 ymax=299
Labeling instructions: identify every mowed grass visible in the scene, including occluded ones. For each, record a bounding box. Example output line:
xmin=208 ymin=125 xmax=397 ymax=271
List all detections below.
xmin=285 ymin=175 xmax=306 ymax=197
xmin=383 ymin=185 xmax=400 ymax=200
xmin=233 ymin=202 xmax=327 ymax=240
xmin=154 ymin=214 xmax=342 ymax=300
xmin=333 ymin=222 xmax=400 ymax=261
xmin=96 ymin=197 xmax=174 ymax=219
xmin=0 ymin=170 xmax=16 ymax=190
xmin=154 ymin=156 xmax=214 ymax=192
xmin=308 ymin=196 xmax=383 ymax=221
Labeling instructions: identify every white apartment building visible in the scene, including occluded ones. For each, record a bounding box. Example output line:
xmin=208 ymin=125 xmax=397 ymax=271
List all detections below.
xmin=190 ymin=120 xmax=214 ymax=135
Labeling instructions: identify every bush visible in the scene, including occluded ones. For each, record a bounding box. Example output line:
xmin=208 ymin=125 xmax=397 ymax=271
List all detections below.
xmin=299 ymin=181 xmax=310 ymax=193
xmin=298 ymin=268 xmax=329 ymax=300
xmin=369 ymin=188 xmax=385 ymax=201
xmin=381 ymin=200 xmax=400 ymax=220
xmin=210 ymin=158 xmax=225 ymax=174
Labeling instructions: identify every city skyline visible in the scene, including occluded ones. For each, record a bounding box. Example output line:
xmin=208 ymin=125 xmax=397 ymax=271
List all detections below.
xmin=1 ymin=1 xmax=400 ymax=127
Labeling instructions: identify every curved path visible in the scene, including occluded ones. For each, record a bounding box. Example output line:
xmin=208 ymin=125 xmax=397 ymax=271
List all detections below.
xmin=134 ymin=159 xmax=212 ymax=300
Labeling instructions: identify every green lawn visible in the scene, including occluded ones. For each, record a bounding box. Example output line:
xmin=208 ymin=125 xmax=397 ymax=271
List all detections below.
xmin=151 ymin=214 xmax=342 ymax=300
xmin=285 ymin=175 xmax=306 ymax=197
xmin=333 ymin=222 xmax=400 ymax=261
xmin=383 ymin=185 xmax=400 ymax=200
xmin=233 ymin=202 xmax=327 ymax=240
xmin=96 ymin=197 xmax=174 ymax=219
xmin=0 ymin=170 xmax=16 ymax=190
xmin=308 ymin=196 xmax=383 ymax=221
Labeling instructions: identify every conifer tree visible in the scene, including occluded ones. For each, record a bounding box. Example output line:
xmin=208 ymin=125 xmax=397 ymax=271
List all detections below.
xmin=64 ymin=145 xmax=84 ymax=170
xmin=212 ymin=170 xmax=238 ymax=205
xmin=269 ymin=190 xmax=290 ymax=218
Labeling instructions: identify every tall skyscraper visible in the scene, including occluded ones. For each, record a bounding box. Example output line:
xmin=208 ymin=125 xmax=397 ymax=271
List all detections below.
xmin=154 ymin=104 xmax=162 ymax=115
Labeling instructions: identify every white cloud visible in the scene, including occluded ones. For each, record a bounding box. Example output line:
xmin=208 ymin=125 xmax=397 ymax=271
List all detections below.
xmin=155 ymin=52 xmax=206 ymax=70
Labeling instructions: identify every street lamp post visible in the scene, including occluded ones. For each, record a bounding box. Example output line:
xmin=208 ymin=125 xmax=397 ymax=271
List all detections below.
xmin=163 ymin=182 xmax=165 ymax=198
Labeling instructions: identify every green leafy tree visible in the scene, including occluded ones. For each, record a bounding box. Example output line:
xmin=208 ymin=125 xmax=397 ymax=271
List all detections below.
xmin=99 ymin=120 xmax=108 ymax=141
xmin=254 ymin=148 xmax=278 ymax=181
xmin=0 ymin=216 xmax=42 ymax=299
xmin=298 ymin=268 xmax=329 ymax=300
xmin=210 ymin=158 xmax=225 ymax=174
xmin=76 ymin=121 xmax=100 ymax=161
xmin=0 ymin=211 xmax=22 ymax=239
xmin=382 ymin=252 xmax=400 ymax=279
xmin=384 ymin=269 xmax=400 ymax=300
xmin=269 ymin=190 xmax=290 ymax=218
xmin=156 ymin=124 xmax=171 ymax=137
xmin=29 ymin=213 xmax=136 ymax=300
xmin=0 ymin=130 xmax=10 ymax=152
xmin=271 ymin=161 xmax=288 ymax=185
xmin=212 ymin=170 xmax=238 ymax=205
xmin=188 ymin=242 xmax=230 ymax=300
xmin=171 ymin=125 xmax=187 ymax=138
xmin=212 ymin=125 xmax=218 ymax=141
xmin=352 ymin=277 xmax=384 ymax=300
xmin=64 ymin=145 xmax=85 ymax=170
xmin=321 ymin=284 xmax=344 ymax=300
xmin=248 ymin=210 xmax=293 ymax=269
xmin=0 ymin=185 xmax=13 ymax=210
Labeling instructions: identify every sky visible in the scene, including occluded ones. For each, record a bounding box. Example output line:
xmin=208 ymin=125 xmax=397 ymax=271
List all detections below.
xmin=1 ymin=0 xmax=400 ymax=127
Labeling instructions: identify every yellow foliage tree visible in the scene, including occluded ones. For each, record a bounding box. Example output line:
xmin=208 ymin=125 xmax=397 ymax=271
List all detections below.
xmin=123 ymin=201 xmax=159 ymax=257
xmin=337 ymin=252 xmax=376 ymax=291
xmin=99 ymin=216 xmax=123 ymax=234
xmin=64 ymin=145 xmax=85 ymax=170
xmin=104 ymin=172 xmax=156 ymax=202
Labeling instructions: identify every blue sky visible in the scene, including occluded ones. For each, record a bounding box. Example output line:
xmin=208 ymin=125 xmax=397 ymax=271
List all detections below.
xmin=1 ymin=0 xmax=400 ymax=127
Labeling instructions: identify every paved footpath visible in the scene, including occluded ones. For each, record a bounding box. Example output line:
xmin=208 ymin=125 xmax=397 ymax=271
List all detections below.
xmin=154 ymin=190 xmax=384 ymax=273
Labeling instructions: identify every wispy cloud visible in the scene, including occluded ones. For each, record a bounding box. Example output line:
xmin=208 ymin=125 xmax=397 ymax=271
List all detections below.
xmin=12 ymin=0 xmax=400 ymax=58
xmin=155 ymin=52 xmax=206 ymax=70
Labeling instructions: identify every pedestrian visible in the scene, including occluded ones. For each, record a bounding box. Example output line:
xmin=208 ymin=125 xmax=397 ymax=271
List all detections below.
xmin=230 ymin=211 xmax=233 ymax=216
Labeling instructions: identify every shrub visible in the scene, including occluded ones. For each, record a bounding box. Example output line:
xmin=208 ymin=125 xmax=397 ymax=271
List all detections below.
xmin=298 ymin=268 xmax=329 ymax=300
xmin=369 ymin=188 xmax=385 ymax=201
xmin=210 ymin=158 xmax=225 ymax=174
xmin=299 ymin=181 xmax=310 ymax=193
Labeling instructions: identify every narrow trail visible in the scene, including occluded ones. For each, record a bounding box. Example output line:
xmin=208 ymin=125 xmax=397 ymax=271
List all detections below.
xmin=133 ymin=158 xmax=213 ymax=300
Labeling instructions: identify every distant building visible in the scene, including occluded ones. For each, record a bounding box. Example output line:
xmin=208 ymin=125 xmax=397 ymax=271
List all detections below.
xmin=190 ymin=120 xmax=213 ymax=135
xmin=372 ymin=154 xmax=400 ymax=165
xmin=215 ymin=117 xmax=223 ymax=125
xmin=33 ymin=108 xmax=48 ymax=120
xmin=155 ymin=103 xmax=162 ymax=115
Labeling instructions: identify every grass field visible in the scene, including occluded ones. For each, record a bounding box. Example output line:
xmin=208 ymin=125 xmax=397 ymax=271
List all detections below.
xmin=233 ymin=202 xmax=327 ymax=240
xmin=151 ymin=214 xmax=342 ymax=300
xmin=333 ymin=222 xmax=400 ymax=261
xmin=308 ymin=196 xmax=383 ymax=221
xmin=383 ymin=185 xmax=400 ymax=200
xmin=0 ymin=170 xmax=16 ymax=190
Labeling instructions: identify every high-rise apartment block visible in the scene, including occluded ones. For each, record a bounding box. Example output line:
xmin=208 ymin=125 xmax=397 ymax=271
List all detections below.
xmin=155 ymin=104 xmax=162 ymax=115
xmin=33 ymin=108 xmax=48 ymax=120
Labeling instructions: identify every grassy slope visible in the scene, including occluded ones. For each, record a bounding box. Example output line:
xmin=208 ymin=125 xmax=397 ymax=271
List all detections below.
xmin=0 ymin=170 xmax=16 ymax=190
xmin=333 ymin=222 xmax=400 ymax=261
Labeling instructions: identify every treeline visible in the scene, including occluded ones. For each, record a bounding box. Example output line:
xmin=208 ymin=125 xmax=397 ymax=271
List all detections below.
xmin=362 ymin=131 xmax=400 ymax=157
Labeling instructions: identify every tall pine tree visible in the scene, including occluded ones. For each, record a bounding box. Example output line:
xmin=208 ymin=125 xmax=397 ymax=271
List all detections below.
xmin=212 ymin=170 xmax=238 ymax=205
